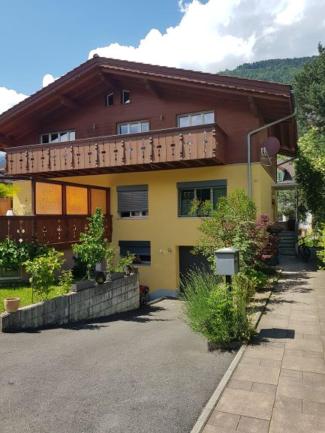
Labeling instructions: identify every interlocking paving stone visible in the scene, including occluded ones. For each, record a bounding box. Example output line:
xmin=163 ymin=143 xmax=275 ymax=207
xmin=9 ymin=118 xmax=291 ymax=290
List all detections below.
xmin=274 ymin=395 xmax=303 ymax=413
xmin=245 ymin=345 xmax=284 ymax=360
xmin=282 ymin=353 xmax=325 ymax=374
xmin=216 ymin=388 xmax=274 ymax=420
xmin=251 ymin=382 xmax=277 ymax=395
xmin=205 ymin=411 xmax=239 ymax=431
xmin=202 ymin=261 xmax=325 ymax=433
xmin=278 ymin=374 xmax=325 ymax=403
xmin=269 ymin=408 xmax=325 ymax=433
xmin=227 ymin=379 xmax=253 ymax=391
xmin=232 ymin=363 xmax=280 ymax=385
xmin=236 ymin=415 xmax=269 ymax=433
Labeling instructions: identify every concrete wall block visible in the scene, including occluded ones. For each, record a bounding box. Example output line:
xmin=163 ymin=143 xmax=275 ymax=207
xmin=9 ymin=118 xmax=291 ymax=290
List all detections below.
xmin=1 ymin=274 xmax=140 ymax=332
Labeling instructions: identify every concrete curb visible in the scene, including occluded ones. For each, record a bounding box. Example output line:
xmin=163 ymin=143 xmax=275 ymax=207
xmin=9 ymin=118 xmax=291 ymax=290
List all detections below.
xmin=190 ymin=287 xmax=273 ymax=433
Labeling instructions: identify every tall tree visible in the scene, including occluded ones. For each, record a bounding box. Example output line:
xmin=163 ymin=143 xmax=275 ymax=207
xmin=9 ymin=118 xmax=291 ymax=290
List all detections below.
xmin=294 ymin=45 xmax=325 ymax=224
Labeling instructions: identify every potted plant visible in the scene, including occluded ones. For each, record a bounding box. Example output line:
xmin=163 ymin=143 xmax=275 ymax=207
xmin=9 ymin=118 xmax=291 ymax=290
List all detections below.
xmin=4 ymin=297 xmax=20 ymax=313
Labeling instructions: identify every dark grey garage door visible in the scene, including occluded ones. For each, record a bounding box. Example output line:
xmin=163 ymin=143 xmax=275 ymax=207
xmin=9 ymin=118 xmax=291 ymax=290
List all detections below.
xmin=179 ymin=246 xmax=210 ymax=289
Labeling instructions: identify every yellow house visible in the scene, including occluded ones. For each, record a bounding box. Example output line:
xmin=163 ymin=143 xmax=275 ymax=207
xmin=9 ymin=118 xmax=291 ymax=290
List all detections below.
xmin=0 ymin=57 xmax=297 ymax=297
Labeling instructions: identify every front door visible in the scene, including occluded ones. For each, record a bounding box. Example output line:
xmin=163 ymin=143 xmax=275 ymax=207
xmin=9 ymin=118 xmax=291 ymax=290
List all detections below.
xmin=179 ymin=246 xmax=210 ymax=290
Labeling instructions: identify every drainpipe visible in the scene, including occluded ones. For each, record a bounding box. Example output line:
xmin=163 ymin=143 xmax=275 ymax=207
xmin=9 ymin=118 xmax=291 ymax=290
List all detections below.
xmin=247 ymin=110 xmax=296 ymax=199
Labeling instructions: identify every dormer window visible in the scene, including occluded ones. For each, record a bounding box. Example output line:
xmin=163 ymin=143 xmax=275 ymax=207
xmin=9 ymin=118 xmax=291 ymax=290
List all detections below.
xmin=121 ymin=90 xmax=131 ymax=104
xmin=106 ymin=92 xmax=114 ymax=106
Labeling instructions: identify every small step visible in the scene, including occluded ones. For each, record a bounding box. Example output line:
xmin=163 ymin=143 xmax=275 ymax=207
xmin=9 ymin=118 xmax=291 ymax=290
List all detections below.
xmin=279 ymin=248 xmax=296 ymax=256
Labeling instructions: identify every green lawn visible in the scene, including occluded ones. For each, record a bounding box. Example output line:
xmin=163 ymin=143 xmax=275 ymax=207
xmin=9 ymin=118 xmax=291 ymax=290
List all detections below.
xmin=0 ymin=285 xmax=64 ymax=314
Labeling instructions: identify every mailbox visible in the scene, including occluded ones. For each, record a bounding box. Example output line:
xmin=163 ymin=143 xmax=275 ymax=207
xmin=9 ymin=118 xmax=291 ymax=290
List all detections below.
xmin=215 ymin=248 xmax=240 ymax=276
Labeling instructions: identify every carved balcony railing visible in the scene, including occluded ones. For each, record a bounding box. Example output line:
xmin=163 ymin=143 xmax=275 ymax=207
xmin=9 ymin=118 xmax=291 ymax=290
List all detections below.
xmin=0 ymin=215 xmax=112 ymax=246
xmin=5 ymin=124 xmax=226 ymax=177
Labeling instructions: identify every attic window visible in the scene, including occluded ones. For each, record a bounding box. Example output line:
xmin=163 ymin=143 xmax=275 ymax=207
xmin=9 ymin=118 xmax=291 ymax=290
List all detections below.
xmin=121 ymin=90 xmax=131 ymax=104
xmin=41 ymin=130 xmax=76 ymax=144
xmin=106 ymin=93 xmax=114 ymax=106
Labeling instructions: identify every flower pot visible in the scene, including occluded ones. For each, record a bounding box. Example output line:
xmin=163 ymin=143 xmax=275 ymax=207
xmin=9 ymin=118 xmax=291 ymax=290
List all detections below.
xmin=4 ymin=297 xmax=20 ymax=313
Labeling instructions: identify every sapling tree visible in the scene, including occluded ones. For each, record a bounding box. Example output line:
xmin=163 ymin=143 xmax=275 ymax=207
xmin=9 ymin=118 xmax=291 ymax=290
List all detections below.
xmin=24 ymin=249 xmax=64 ymax=300
xmin=72 ymin=209 xmax=107 ymax=280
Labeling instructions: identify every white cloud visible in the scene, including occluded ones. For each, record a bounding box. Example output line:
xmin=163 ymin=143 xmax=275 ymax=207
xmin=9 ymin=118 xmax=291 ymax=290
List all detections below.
xmin=0 ymin=87 xmax=27 ymax=115
xmin=42 ymin=73 xmax=57 ymax=87
xmin=89 ymin=0 xmax=325 ymax=72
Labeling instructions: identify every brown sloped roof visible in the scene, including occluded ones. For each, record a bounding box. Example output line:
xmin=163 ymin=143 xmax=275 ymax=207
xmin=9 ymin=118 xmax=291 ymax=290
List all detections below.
xmin=0 ymin=56 xmax=294 ymax=125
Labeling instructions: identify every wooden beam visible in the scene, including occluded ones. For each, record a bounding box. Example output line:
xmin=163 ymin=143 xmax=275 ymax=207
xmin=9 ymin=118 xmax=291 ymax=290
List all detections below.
xmin=60 ymin=95 xmax=79 ymax=110
xmin=144 ymin=79 xmax=161 ymax=98
xmin=248 ymin=96 xmax=264 ymax=122
xmin=101 ymin=65 xmax=289 ymax=102
xmin=98 ymin=72 xmax=119 ymax=91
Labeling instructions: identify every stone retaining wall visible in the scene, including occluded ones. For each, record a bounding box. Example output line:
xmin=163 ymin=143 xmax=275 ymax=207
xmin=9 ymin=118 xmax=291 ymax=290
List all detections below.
xmin=0 ymin=273 xmax=139 ymax=332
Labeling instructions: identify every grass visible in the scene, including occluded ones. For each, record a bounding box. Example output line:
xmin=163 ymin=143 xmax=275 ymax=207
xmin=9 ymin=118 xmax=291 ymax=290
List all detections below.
xmin=0 ymin=285 xmax=64 ymax=314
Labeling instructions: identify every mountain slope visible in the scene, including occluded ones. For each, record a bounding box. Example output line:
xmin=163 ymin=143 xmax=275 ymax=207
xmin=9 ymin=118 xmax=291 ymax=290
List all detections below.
xmin=220 ymin=57 xmax=315 ymax=84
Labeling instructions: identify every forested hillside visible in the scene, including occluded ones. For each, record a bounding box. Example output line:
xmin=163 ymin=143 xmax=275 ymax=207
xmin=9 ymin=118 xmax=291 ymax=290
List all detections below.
xmin=220 ymin=57 xmax=315 ymax=84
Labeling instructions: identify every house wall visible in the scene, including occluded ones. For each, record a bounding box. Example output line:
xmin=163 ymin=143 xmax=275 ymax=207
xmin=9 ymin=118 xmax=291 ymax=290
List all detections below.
xmin=18 ymin=84 xmax=266 ymax=165
xmin=52 ymin=162 xmax=275 ymax=297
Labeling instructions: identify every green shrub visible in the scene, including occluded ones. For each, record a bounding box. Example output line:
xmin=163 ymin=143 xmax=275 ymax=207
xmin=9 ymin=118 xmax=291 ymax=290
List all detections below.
xmin=193 ymin=190 xmax=270 ymax=271
xmin=73 ymin=209 xmax=107 ymax=279
xmin=115 ymin=253 xmax=136 ymax=274
xmin=317 ymin=225 xmax=325 ymax=268
xmin=183 ymin=270 xmax=252 ymax=345
xmin=105 ymin=243 xmax=116 ymax=275
xmin=0 ymin=239 xmax=49 ymax=272
xmin=24 ymin=249 xmax=64 ymax=300
xmin=58 ymin=270 xmax=73 ymax=295
xmin=182 ymin=270 xmax=218 ymax=333
xmin=233 ymin=272 xmax=256 ymax=302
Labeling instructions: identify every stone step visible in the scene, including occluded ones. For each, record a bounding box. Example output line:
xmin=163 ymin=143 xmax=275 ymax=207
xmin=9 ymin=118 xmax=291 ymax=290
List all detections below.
xmin=279 ymin=248 xmax=296 ymax=256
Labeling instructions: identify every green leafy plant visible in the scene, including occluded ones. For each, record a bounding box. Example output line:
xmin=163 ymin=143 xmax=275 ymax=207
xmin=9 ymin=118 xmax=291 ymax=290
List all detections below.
xmin=72 ymin=209 xmax=107 ymax=280
xmin=58 ymin=269 xmax=73 ymax=295
xmin=194 ymin=189 xmax=269 ymax=271
xmin=0 ymin=239 xmax=48 ymax=272
xmin=24 ymin=249 xmax=64 ymax=300
xmin=183 ymin=270 xmax=252 ymax=346
xmin=0 ymin=183 xmax=14 ymax=198
xmin=116 ymin=253 xmax=136 ymax=274
xmin=316 ymin=225 xmax=325 ymax=268
xmin=105 ymin=243 xmax=116 ymax=275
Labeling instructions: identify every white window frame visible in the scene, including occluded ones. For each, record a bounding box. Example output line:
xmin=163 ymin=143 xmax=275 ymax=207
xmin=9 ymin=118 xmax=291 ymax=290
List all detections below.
xmin=40 ymin=130 xmax=76 ymax=144
xmin=177 ymin=111 xmax=215 ymax=128
xmin=106 ymin=92 xmax=114 ymax=106
xmin=121 ymin=89 xmax=131 ymax=104
xmin=117 ymin=120 xmax=150 ymax=135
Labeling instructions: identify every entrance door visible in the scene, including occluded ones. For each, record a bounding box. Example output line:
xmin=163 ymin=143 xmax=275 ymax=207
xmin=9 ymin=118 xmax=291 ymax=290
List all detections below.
xmin=179 ymin=246 xmax=210 ymax=290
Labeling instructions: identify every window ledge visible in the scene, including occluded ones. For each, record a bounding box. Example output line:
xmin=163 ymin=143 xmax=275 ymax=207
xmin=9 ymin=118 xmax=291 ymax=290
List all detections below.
xmin=117 ymin=216 xmax=149 ymax=220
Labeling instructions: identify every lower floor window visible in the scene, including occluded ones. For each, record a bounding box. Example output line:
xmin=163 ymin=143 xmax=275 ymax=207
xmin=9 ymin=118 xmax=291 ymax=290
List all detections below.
xmin=178 ymin=180 xmax=227 ymax=216
xmin=119 ymin=241 xmax=151 ymax=265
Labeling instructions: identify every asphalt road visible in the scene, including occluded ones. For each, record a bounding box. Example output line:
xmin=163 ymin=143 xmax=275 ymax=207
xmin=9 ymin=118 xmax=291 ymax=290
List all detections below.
xmin=0 ymin=299 xmax=235 ymax=433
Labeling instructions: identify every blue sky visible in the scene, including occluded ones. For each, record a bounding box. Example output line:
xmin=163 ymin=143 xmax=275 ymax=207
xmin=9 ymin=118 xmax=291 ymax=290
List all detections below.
xmin=0 ymin=0 xmax=183 ymax=94
xmin=0 ymin=0 xmax=324 ymax=114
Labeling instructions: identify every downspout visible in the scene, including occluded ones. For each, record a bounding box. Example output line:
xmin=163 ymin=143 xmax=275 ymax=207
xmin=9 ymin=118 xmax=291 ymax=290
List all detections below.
xmin=247 ymin=109 xmax=296 ymax=199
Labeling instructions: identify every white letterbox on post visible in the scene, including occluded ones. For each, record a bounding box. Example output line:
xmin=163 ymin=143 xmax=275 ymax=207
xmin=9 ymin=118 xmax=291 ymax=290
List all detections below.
xmin=215 ymin=248 xmax=240 ymax=276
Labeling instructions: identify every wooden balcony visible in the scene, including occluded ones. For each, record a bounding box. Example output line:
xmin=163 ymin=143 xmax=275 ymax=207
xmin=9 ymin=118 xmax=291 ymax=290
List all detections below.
xmin=0 ymin=215 xmax=112 ymax=247
xmin=5 ymin=124 xmax=226 ymax=177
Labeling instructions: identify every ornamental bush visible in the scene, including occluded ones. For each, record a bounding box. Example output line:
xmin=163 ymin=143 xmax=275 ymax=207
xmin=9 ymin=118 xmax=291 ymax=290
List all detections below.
xmin=24 ymin=249 xmax=64 ymax=300
xmin=0 ymin=239 xmax=49 ymax=271
xmin=193 ymin=190 xmax=270 ymax=271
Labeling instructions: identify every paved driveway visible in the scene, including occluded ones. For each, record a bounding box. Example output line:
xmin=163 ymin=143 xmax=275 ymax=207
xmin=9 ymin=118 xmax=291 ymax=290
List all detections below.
xmin=0 ymin=299 xmax=235 ymax=433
